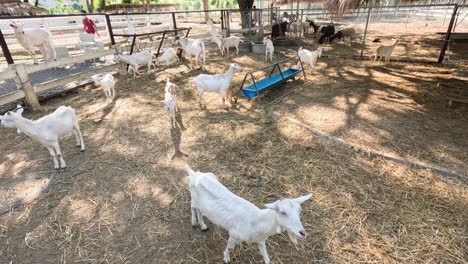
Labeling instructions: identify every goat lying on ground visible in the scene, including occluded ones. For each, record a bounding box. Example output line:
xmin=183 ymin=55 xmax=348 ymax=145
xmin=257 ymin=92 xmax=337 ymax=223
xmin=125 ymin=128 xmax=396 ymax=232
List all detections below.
xmin=10 ymin=21 xmax=56 ymax=64
xmin=186 ymin=164 xmax=312 ymax=264
xmin=155 ymin=48 xmax=180 ymax=66
xmin=263 ymin=37 xmax=274 ymax=62
xmin=0 ymin=105 xmax=85 ymax=169
xmin=93 ymin=74 xmax=115 ymax=105
xmin=298 ymin=46 xmax=323 ymax=71
xmin=173 ymin=35 xmax=206 ymax=68
xmin=164 ymin=79 xmax=178 ymax=128
xmin=222 ymin=36 xmax=242 ymax=56
xmin=114 ymin=50 xmax=156 ymax=77
xmin=192 ymin=63 xmax=242 ymax=109
xmin=374 ymin=39 xmax=399 ymax=63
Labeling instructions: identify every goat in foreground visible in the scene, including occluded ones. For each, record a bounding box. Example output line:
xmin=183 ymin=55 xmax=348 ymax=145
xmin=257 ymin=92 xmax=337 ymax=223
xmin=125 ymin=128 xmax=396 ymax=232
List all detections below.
xmin=186 ymin=164 xmax=312 ymax=264
xmin=114 ymin=50 xmax=156 ymax=77
xmin=298 ymin=46 xmax=323 ymax=71
xmin=263 ymin=37 xmax=274 ymax=62
xmin=10 ymin=21 xmax=56 ymax=64
xmin=192 ymin=63 xmax=242 ymax=109
xmin=93 ymin=74 xmax=115 ymax=105
xmin=173 ymin=35 xmax=206 ymax=68
xmin=374 ymin=39 xmax=399 ymax=63
xmin=0 ymin=105 xmax=85 ymax=170
xmin=164 ymin=79 xmax=178 ymax=128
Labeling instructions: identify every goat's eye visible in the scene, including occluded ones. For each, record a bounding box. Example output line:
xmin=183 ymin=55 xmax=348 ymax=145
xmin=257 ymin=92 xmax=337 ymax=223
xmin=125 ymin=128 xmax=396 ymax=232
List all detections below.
xmin=280 ymin=211 xmax=287 ymax=216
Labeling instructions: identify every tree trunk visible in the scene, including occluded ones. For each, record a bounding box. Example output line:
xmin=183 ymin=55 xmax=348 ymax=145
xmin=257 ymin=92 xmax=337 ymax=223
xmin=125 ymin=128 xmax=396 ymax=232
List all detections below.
xmin=203 ymin=0 xmax=209 ymax=21
xmin=99 ymin=0 xmax=106 ymax=9
xmin=86 ymin=0 xmax=94 ymax=13
xmin=237 ymin=0 xmax=254 ymax=28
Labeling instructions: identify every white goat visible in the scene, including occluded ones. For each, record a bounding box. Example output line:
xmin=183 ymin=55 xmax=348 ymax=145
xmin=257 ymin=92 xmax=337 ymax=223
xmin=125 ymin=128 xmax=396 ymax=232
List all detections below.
xmin=263 ymin=37 xmax=274 ymax=62
xmin=10 ymin=21 xmax=56 ymax=64
xmin=289 ymin=22 xmax=303 ymax=39
xmin=212 ymin=35 xmax=224 ymax=56
xmin=173 ymin=35 xmax=206 ymax=68
xmin=374 ymin=39 xmax=399 ymax=63
xmin=192 ymin=63 xmax=242 ymax=108
xmin=222 ymin=36 xmax=242 ymax=56
xmin=114 ymin=50 xmax=156 ymax=77
xmin=155 ymin=48 xmax=180 ymax=66
xmin=302 ymin=21 xmax=312 ymax=35
xmin=186 ymin=164 xmax=312 ymax=264
xmin=0 ymin=105 xmax=85 ymax=170
xmin=207 ymin=19 xmax=224 ymax=55
xmin=297 ymin=47 xmax=323 ymax=71
xmin=93 ymin=74 xmax=115 ymax=105
xmin=164 ymin=79 xmax=178 ymax=128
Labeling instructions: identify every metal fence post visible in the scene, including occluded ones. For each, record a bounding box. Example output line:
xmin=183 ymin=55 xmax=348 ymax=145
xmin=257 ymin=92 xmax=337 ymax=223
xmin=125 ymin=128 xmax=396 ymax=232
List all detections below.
xmin=172 ymin=12 xmax=178 ymax=36
xmin=438 ymin=4 xmax=459 ymax=63
xmin=15 ymin=64 xmax=41 ymax=110
xmin=0 ymin=29 xmax=14 ymax=65
xmin=105 ymin=14 xmax=115 ymax=46
xmin=360 ymin=7 xmax=372 ymax=59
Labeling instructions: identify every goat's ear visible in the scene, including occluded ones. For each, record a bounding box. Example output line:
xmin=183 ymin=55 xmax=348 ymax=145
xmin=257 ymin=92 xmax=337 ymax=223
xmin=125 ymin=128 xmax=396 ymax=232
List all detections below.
xmin=293 ymin=193 xmax=313 ymax=204
xmin=16 ymin=108 xmax=24 ymax=115
xmin=17 ymin=129 xmax=22 ymax=134
xmin=264 ymin=201 xmax=279 ymax=210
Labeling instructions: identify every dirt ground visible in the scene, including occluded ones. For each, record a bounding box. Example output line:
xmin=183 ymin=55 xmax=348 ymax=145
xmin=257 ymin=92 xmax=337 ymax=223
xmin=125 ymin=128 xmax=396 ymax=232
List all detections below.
xmin=1 ymin=42 xmax=467 ymax=264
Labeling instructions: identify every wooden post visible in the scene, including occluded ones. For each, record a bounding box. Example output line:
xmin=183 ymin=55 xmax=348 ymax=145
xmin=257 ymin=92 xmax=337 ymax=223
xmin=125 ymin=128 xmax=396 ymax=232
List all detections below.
xmin=259 ymin=10 xmax=264 ymax=40
xmin=105 ymin=14 xmax=116 ymax=46
xmin=360 ymin=7 xmax=372 ymax=59
xmin=226 ymin=11 xmax=231 ymax=37
xmin=438 ymin=4 xmax=458 ymax=63
xmin=0 ymin=29 xmax=14 ymax=65
xmin=15 ymin=64 xmax=40 ymax=110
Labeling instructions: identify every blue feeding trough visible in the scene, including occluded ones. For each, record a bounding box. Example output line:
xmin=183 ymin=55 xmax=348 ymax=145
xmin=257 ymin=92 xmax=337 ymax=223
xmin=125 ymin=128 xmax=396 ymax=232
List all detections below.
xmin=235 ymin=55 xmax=306 ymax=102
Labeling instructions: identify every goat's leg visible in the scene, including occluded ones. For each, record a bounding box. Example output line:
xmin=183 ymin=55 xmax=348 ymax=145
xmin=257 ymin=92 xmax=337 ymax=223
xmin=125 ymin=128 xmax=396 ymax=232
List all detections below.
xmin=39 ymin=46 xmax=49 ymax=62
xmin=46 ymin=146 xmax=60 ymax=170
xmin=197 ymin=90 xmax=205 ymax=108
xmin=236 ymin=45 xmax=239 ymax=55
xmin=257 ymin=241 xmax=271 ymax=264
xmin=73 ymin=123 xmax=85 ymax=151
xmin=223 ymin=236 xmax=237 ymax=263
xmin=190 ymin=202 xmax=198 ymax=226
xmin=196 ymin=209 xmax=208 ymax=231
xmin=48 ymin=41 xmax=56 ymax=61
xmin=220 ymin=90 xmax=228 ymax=108
xmin=52 ymin=142 xmax=66 ymax=169
xmin=27 ymin=48 xmax=38 ymax=64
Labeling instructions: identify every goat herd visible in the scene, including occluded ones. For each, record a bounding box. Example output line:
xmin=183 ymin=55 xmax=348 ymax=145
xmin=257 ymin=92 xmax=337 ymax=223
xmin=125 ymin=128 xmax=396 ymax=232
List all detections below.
xmin=1 ymin=17 xmax=401 ymax=264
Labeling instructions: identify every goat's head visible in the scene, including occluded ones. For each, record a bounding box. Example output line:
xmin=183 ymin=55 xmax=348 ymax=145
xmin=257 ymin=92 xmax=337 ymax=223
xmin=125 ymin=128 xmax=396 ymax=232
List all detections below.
xmin=165 ymin=79 xmax=177 ymax=95
xmin=316 ymin=46 xmax=323 ymax=57
xmin=0 ymin=105 xmax=24 ymax=128
xmin=264 ymin=193 xmax=313 ymax=244
xmin=230 ymin=63 xmax=242 ymax=73
xmin=262 ymin=36 xmax=270 ymax=44
xmin=207 ymin=18 xmax=214 ymax=25
xmin=9 ymin=21 xmax=24 ymax=33
xmin=173 ymin=35 xmax=184 ymax=46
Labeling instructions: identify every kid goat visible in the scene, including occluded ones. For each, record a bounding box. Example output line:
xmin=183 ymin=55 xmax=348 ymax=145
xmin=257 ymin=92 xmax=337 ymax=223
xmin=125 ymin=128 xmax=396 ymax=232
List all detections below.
xmin=114 ymin=50 xmax=156 ymax=77
xmin=186 ymin=164 xmax=312 ymax=264
xmin=10 ymin=21 xmax=56 ymax=64
xmin=0 ymin=105 xmax=85 ymax=170
xmin=164 ymin=79 xmax=178 ymax=128
xmin=374 ymin=39 xmax=399 ymax=63
xmin=92 ymin=74 xmax=115 ymax=105
xmin=192 ymin=63 xmax=242 ymax=109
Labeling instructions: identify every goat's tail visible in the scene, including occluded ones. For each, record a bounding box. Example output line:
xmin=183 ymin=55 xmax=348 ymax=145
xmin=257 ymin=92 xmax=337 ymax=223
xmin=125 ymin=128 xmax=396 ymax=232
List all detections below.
xmin=298 ymin=47 xmax=303 ymax=53
xmin=185 ymin=164 xmax=195 ymax=177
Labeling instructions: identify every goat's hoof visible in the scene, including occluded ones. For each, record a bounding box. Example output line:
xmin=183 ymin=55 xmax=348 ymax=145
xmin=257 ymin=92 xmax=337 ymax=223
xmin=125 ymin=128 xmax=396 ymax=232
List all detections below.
xmin=80 ymin=149 xmax=85 ymax=152
xmin=201 ymin=227 xmax=209 ymax=232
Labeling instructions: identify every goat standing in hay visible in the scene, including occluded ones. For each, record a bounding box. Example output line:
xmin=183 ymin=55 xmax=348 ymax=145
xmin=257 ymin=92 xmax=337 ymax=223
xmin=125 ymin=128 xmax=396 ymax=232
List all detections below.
xmin=0 ymin=105 xmax=85 ymax=170
xmin=92 ymin=74 xmax=116 ymax=105
xmin=374 ymin=39 xmax=399 ymax=64
xmin=173 ymin=35 xmax=206 ymax=68
xmin=164 ymin=79 xmax=179 ymax=129
xmin=10 ymin=21 xmax=56 ymax=64
xmin=186 ymin=164 xmax=312 ymax=264
xmin=192 ymin=63 xmax=242 ymax=109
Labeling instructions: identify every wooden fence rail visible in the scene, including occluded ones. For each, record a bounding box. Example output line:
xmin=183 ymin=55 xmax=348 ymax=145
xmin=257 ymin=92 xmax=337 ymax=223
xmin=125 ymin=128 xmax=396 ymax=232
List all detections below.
xmin=0 ymin=48 xmax=116 ymax=111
